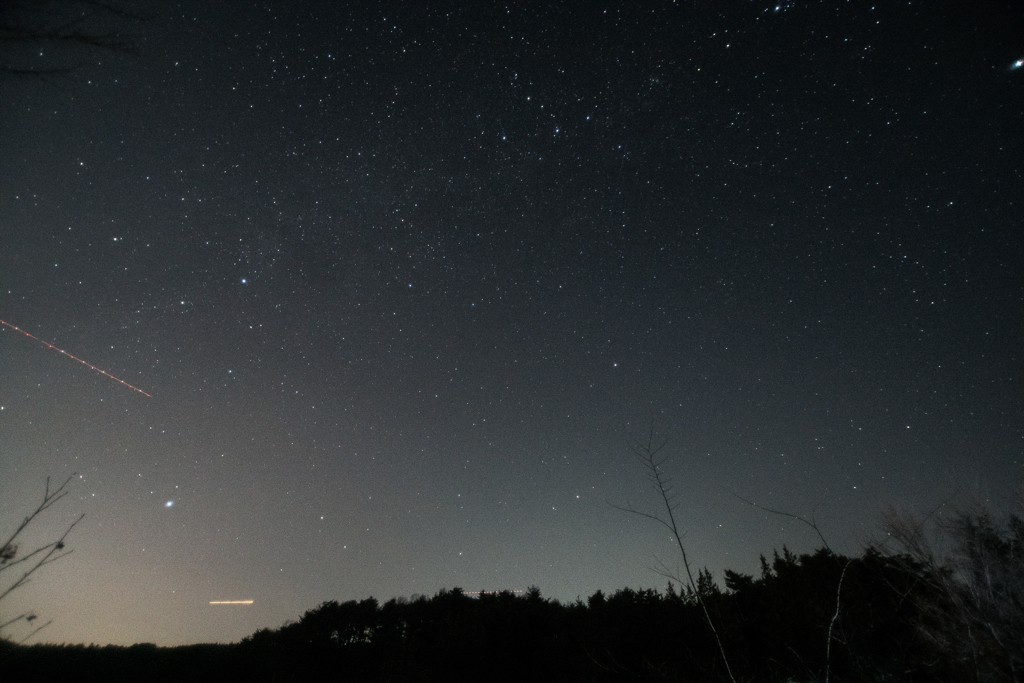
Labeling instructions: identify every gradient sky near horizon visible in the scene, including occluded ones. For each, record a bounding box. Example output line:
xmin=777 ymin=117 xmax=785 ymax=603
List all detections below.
xmin=1 ymin=0 xmax=1021 ymax=646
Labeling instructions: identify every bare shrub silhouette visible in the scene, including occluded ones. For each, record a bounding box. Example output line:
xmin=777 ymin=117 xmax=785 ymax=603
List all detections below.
xmin=614 ymin=426 xmax=737 ymax=683
xmin=882 ymin=505 xmax=1024 ymax=682
xmin=1 ymin=473 xmax=84 ymax=642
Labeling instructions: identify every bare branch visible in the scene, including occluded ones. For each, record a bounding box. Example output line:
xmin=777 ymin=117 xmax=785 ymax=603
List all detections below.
xmin=0 ymin=472 xmax=76 ymax=559
xmin=732 ymin=490 xmax=856 ymax=679
xmin=0 ymin=472 xmax=84 ymax=641
xmin=0 ymin=512 xmax=83 ymax=602
xmin=733 ymin=492 xmax=832 ymax=551
xmin=615 ymin=424 xmax=737 ymax=683
xmin=19 ymin=618 xmax=53 ymax=643
xmin=825 ymin=559 xmax=852 ymax=683
xmin=0 ymin=611 xmax=34 ymax=630
xmin=609 ymin=501 xmax=678 ymax=538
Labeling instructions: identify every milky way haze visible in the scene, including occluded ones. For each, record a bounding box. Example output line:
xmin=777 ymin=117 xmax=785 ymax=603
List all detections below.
xmin=1 ymin=1 xmax=1020 ymax=645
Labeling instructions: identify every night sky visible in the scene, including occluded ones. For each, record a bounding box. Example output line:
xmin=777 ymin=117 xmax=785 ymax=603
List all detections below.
xmin=1 ymin=0 xmax=1021 ymax=646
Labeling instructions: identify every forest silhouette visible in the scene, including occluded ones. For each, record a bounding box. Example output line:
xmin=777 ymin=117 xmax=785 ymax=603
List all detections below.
xmin=3 ymin=510 xmax=1022 ymax=683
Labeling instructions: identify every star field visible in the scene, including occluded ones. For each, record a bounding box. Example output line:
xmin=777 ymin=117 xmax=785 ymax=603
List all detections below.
xmin=0 ymin=0 xmax=1021 ymax=646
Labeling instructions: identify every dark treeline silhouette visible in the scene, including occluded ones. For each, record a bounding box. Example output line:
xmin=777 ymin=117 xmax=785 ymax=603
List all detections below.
xmin=4 ymin=509 xmax=1023 ymax=682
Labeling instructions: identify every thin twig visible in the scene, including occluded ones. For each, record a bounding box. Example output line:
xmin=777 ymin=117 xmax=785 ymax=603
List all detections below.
xmin=614 ymin=424 xmax=737 ymax=683
xmin=0 ymin=472 xmax=76 ymax=560
xmin=735 ymin=489 xmax=858 ymax=681
xmin=0 ymin=612 xmax=33 ymax=630
xmin=0 ymin=472 xmax=84 ymax=643
xmin=732 ymin=492 xmax=831 ymax=551
xmin=0 ymin=513 xmax=83 ymax=602
xmin=825 ymin=559 xmax=852 ymax=683
xmin=20 ymin=619 xmax=52 ymax=643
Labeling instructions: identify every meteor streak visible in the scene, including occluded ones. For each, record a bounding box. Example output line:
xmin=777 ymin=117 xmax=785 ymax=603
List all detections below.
xmin=1 ymin=319 xmax=152 ymax=397
xmin=209 ymin=600 xmax=254 ymax=605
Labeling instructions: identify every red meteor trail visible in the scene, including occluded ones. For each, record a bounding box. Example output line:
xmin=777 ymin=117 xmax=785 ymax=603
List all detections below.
xmin=1 ymin=320 xmax=152 ymax=397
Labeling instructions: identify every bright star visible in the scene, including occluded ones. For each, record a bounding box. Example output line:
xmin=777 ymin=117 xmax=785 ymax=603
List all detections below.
xmin=1011 ymin=59 xmax=1024 ymax=71
xmin=165 ymin=500 xmax=174 ymax=507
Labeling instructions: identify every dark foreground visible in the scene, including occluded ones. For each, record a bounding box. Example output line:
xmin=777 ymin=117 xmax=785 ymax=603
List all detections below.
xmin=3 ymin=534 xmax=1021 ymax=682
